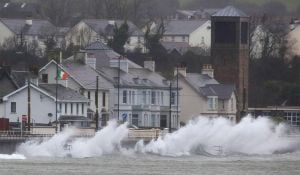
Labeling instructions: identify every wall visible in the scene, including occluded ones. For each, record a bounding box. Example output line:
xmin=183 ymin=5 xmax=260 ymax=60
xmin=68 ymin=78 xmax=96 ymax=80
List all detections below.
xmin=0 ymin=22 xmax=15 ymax=44
xmin=3 ymin=86 xmax=56 ymax=124
xmin=189 ymin=20 xmax=211 ymax=47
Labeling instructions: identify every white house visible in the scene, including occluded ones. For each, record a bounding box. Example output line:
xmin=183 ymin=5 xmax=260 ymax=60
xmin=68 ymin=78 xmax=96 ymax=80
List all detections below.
xmin=0 ymin=83 xmax=89 ymax=126
xmin=177 ymin=64 xmax=237 ymax=124
xmin=0 ymin=18 xmax=58 ymax=56
xmin=65 ymin=19 xmax=146 ymax=53
xmin=38 ymin=57 xmax=114 ymax=125
xmin=152 ymin=20 xmax=211 ymax=49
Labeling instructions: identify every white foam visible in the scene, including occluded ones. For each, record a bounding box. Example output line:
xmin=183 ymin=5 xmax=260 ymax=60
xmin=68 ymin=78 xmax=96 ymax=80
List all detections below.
xmin=16 ymin=120 xmax=128 ymax=158
xmin=136 ymin=116 xmax=300 ymax=156
xmin=0 ymin=154 xmax=26 ymax=160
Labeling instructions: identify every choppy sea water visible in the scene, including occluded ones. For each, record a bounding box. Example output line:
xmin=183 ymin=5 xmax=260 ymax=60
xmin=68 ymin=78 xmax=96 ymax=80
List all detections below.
xmin=1 ymin=153 xmax=300 ymax=175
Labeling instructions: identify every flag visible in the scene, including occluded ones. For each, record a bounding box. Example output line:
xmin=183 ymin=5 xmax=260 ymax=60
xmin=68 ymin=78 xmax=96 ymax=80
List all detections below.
xmin=57 ymin=69 xmax=68 ymax=80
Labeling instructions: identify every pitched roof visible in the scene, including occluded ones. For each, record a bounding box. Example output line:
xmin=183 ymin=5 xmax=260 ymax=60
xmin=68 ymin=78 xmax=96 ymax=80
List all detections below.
xmin=84 ymin=41 xmax=111 ymax=50
xmin=97 ymin=67 xmax=169 ymax=89
xmin=212 ymin=6 xmax=248 ymax=17
xmin=184 ymin=73 xmax=218 ymax=88
xmin=161 ymin=41 xmax=190 ymax=55
xmin=62 ymin=59 xmax=113 ymax=90
xmin=199 ymin=84 xmax=235 ymax=99
xmin=39 ymin=84 xmax=89 ymax=102
xmin=0 ymin=18 xmax=55 ymax=35
xmin=0 ymin=68 xmax=19 ymax=99
xmin=162 ymin=20 xmax=208 ymax=35
xmin=82 ymin=19 xmax=143 ymax=36
xmin=182 ymin=73 xmax=235 ymax=99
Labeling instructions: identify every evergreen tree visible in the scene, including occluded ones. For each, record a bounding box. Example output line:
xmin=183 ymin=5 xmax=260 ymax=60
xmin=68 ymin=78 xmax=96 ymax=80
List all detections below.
xmin=108 ymin=22 xmax=129 ymax=54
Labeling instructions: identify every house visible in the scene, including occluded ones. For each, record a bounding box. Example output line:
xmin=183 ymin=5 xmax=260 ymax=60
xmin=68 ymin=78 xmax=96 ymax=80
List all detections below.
xmin=0 ymin=18 xmax=56 ymax=56
xmin=171 ymin=9 xmax=220 ymax=20
xmin=0 ymin=83 xmax=90 ymax=127
xmin=176 ymin=64 xmax=237 ymax=125
xmin=38 ymin=58 xmax=114 ymax=126
xmin=96 ymin=59 xmax=179 ymax=130
xmin=153 ymin=20 xmax=211 ymax=48
xmin=65 ymin=19 xmax=146 ymax=53
xmin=248 ymin=106 xmax=300 ymax=127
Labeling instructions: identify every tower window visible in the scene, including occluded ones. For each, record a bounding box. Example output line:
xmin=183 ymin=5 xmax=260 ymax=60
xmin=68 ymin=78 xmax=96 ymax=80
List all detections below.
xmin=215 ymin=22 xmax=236 ymax=44
xmin=241 ymin=22 xmax=248 ymax=44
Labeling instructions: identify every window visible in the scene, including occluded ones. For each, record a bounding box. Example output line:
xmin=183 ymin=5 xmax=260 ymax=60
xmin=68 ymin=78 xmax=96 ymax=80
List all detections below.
xmin=151 ymin=114 xmax=156 ymax=127
xmin=76 ymin=103 xmax=79 ymax=114
xmin=129 ymin=91 xmax=132 ymax=104
xmin=132 ymin=91 xmax=136 ymax=105
xmin=102 ymin=92 xmax=106 ymax=107
xmin=171 ymin=36 xmax=175 ymax=42
xmin=151 ymin=91 xmax=156 ymax=105
xmin=142 ymin=91 xmax=147 ymax=104
xmin=231 ymin=98 xmax=234 ymax=111
xmin=41 ymin=74 xmax=48 ymax=83
xmin=161 ymin=92 xmax=164 ymax=105
xmin=201 ymin=37 xmax=205 ymax=44
xmin=122 ymin=90 xmax=127 ymax=104
xmin=208 ymin=97 xmax=216 ymax=110
xmin=160 ymin=115 xmax=167 ymax=128
xmin=71 ymin=103 xmax=73 ymax=114
xmin=132 ymin=114 xmax=139 ymax=127
xmin=59 ymin=103 xmax=62 ymax=112
xmin=182 ymin=36 xmax=185 ymax=42
xmin=82 ymin=104 xmax=84 ymax=114
xmin=65 ymin=103 xmax=67 ymax=114
xmin=157 ymin=92 xmax=160 ymax=105
xmin=241 ymin=22 xmax=248 ymax=44
xmin=171 ymin=92 xmax=176 ymax=105
xmin=215 ymin=22 xmax=236 ymax=44
xmin=144 ymin=114 xmax=148 ymax=127
xmin=11 ymin=102 xmax=16 ymax=113
xmin=87 ymin=91 xmax=90 ymax=99
xmin=220 ymin=100 xmax=225 ymax=110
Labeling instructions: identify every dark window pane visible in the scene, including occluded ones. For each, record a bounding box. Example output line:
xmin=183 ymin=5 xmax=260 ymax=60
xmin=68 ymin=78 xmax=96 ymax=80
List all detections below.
xmin=241 ymin=22 xmax=248 ymax=44
xmin=215 ymin=22 xmax=236 ymax=44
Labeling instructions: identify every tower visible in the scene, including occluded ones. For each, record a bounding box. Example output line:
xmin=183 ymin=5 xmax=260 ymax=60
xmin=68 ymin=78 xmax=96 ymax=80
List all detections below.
xmin=211 ymin=6 xmax=250 ymax=121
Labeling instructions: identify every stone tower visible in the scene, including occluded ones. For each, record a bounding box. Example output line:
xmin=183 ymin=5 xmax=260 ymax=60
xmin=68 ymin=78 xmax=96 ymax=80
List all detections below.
xmin=211 ymin=6 xmax=250 ymax=121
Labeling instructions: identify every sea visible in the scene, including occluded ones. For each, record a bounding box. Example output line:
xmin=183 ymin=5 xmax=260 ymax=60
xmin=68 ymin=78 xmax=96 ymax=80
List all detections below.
xmin=1 ymin=116 xmax=300 ymax=175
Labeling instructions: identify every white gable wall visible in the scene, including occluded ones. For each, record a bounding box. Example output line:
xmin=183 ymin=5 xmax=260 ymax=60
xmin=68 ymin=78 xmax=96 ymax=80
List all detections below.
xmin=0 ymin=21 xmax=16 ymax=45
xmin=3 ymin=86 xmax=55 ymax=123
xmin=189 ymin=20 xmax=211 ymax=47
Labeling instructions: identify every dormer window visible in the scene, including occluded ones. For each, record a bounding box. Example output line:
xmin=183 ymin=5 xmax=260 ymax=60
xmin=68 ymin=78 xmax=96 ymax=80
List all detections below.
xmin=208 ymin=97 xmax=217 ymax=110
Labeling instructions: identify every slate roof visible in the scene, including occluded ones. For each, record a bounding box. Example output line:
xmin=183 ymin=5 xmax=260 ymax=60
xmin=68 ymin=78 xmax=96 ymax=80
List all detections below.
xmin=0 ymin=18 xmax=55 ymax=35
xmin=0 ymin=2 xmax=41 ymax=18
xmin=97 ymin=67 xmax=169 ymax=89
xmin=212 ymin=6 xmax=248 ymax=17
xmin=182 ymin=73 xmax=235 ymax=99
xmin=10 ymin=71 xmax=38 ymax=87
xmin=39 ymin=84 xmax=89 ymax=102
xmin=161 ymin=41 xmax=190 ymax=55
xmin=199 ymin=84 xmax=235 ymax=99
xmin=162 ymin=20 xmax=208 ymax=35
xmin=82 ymin=19 xmax=143 ymax=36
xmin=184 ymin=73 xmax=218 ymax=88
xmin=0 ymin=68 xmax=19 ymax=99
xmin=62 ymin=59 xmax=113 ymax=90
xmin=82 ymin=41 xmax=141 ymax=69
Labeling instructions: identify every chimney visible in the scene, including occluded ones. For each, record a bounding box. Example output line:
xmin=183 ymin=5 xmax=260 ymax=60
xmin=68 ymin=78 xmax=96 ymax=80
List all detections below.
xmin=109 ymin=56 xmax=129 ymax=73
xmin=175 ymin=65 xmax=187 ymax=77
xmin=202 ymin=64 xmax=214 ymax=78
xmin=25 ymin=19 xmax=32 ymax=26
xmin=74 ymin=51 xmax=86 ymax=63
xmin=85 ymin=53 xmax=96 ymax=69
xmin=144 ymin=60 xmax=155 ymax=72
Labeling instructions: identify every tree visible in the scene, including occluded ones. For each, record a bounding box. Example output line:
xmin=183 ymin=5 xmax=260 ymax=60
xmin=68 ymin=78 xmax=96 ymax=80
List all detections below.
xmin=144 ymin=18 xmax=165 ymax=55
xmin=108 ymin=22 xmax=130 ymax=54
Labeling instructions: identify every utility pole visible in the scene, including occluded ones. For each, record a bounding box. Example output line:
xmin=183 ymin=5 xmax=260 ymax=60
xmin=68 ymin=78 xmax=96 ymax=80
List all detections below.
xmin=176 ymin=65 xmax=179 ymax=128
xmin=95 ymin=76 xmax=99 ymax=131
xmin=117 ymin=56 xmax=121 ymax=120
xmin=169 ymin=81 xmax=172 ymax=133
xmin=55 ymin=58 xmax=58 ymax=133
xmin=27 ymin=78 xmax=31 ymax=132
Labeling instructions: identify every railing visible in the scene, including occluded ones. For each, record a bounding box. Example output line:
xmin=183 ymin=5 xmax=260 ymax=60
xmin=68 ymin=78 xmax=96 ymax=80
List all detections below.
xmin=128 ymin=128 xmax=164 ymax=140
